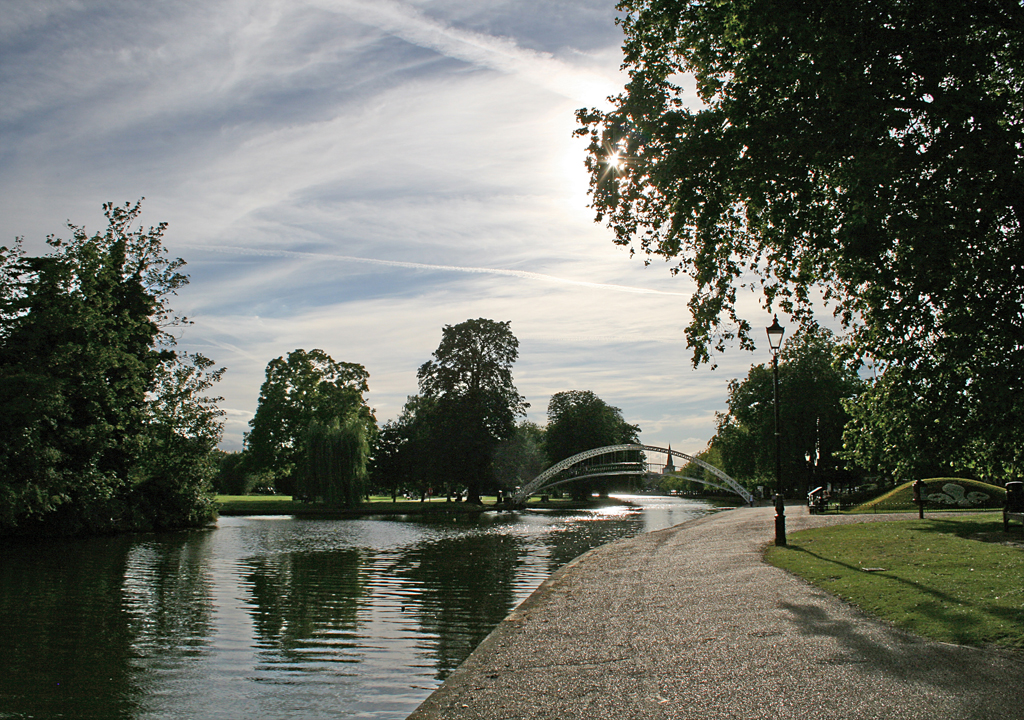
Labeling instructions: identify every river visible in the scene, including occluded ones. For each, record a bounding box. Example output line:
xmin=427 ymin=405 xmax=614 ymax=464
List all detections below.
xmin=0 ymin=495 xmax=720 ymax=719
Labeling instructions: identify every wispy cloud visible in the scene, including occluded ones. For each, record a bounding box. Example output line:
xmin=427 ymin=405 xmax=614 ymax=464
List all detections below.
xmin=313 ymin=0 xmax=621 ymax=106
xmin=0 ymin=0 xmax=759 ymax=457
xmin=180 ymin=243 xmax=690 ymax=297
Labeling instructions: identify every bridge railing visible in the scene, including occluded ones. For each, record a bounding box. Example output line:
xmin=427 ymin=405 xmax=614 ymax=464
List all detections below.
xmin=510 ymin=444 xmax=753 ymax=506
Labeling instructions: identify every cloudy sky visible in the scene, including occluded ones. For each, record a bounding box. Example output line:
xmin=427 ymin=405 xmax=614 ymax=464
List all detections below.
xmin=1 ymin=0 xmax=779 ymax=455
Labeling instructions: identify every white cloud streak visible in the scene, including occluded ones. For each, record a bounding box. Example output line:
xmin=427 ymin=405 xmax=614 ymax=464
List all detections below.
xmin=312 ymin=0 xmax=622 ymax=106
xmin=180 ymin=243 xmax=690 ymax=297
xmin=0 ymin=0 xmax=768 ymax=459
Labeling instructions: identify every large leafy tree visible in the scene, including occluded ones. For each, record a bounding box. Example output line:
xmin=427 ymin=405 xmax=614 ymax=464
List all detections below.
xmin=416 ymin=319 xmax=528 ymax=504
xmin=370 ymin=415 xmax=410 ymax=501
xmin=545 ymin=390 xmax=641 ymax=499
xmin=0 ymin=201 xmax=223 ymax=534
xmin=713 ymin=328 xmax=865 ymax=497
xmin=245 ymin=349 xmax=374 ymax=494
xmin=577 ymin=0 xmax=1024 ymax=480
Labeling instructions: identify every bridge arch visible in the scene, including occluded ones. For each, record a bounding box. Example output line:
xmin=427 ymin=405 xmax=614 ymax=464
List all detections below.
xmin=510 ymin=444 xmax=753 ymax=506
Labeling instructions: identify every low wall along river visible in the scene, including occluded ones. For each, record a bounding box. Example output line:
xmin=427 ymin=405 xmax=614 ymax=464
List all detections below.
xmin=0 ymin=495 xmax=719 ymax=719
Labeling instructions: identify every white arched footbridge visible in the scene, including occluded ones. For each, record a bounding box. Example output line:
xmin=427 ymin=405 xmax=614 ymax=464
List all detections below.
xmin=510 ymin=444 xmax=753 ymax=506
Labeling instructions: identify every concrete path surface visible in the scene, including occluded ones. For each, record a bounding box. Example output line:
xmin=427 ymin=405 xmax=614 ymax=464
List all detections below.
xmin=408 ymin=504 xmax=1024 ymax=720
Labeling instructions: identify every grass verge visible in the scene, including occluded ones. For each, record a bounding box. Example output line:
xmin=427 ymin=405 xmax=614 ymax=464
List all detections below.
xmin=765 ymin=514 xmax=1024 ymax=650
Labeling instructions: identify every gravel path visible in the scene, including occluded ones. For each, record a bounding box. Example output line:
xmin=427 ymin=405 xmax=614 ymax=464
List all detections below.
xmin=408 ymin=504 xmax=1024 ymax=720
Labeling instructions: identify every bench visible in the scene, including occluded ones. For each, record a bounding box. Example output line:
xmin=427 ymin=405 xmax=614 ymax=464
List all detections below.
xmin=1004 ymin=481 xmax=1023 ymax=532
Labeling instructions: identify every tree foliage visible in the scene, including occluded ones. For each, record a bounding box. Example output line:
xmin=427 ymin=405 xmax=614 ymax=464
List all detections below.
xmin=492 ymin=421 xmax=546 ymax=493
xmin=132 ymin=351 xmax=225 ymax=528
xmin=245 ymin=349 xmax=374 ymax=494
xmin=545 ymin=390 xmax=640 ymax=461
xmin=370 ymin=395 xmax=437 ymax=501
xmin=712 ymin=328 xmax=865 ymax=497
xmin=0 ymin=201 xmax=223 ymax=535
xmin=578 ymin=0 xmax=1024 ymax=478
xmin=662 ymin=445 xmax=725 ymax=495
xmin=545 ymin=390 xmax=640 ymax=499
xmin=416 ymin=319 xmax=528 ymax=503
xmin=300 ymin=415 xmax=369 ymax=508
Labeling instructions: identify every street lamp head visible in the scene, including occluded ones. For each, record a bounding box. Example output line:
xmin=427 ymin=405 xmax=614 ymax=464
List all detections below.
xmin=766 ymin=315 xmax=785 ymax=352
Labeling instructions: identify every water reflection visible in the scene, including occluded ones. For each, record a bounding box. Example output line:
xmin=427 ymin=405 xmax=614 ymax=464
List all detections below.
xmin=0 ymin=532 xmax=216 ymax=719
xmin=0 ymin=495 xmax=715 ymax=719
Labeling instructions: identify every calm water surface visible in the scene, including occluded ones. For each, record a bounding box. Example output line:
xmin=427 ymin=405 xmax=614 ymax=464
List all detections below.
xmin=0 ymin=495 xmax=718 ymax=719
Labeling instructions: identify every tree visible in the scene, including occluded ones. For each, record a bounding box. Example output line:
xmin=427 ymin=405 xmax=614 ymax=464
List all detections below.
xmin=663 ymin=445 xmax=725 ymax=496
xmin=0 ymin=200 xmax=222 ymax=535
xmin=132 ymin=352 xmax=225 ymax=529
xmin=213 ymin=451 xmax=252 ymax=495
xmin=416 ymin=319 xmax=528 ymax=504
xmin=839 ymin=360 xmax=1016 ymax=483
xmin=577 ymin=0 xmax=1024 ymax=479
xmin=300 ymin=414 xmax=369 ymax=508
xmin=712 ymin=328 xmax=865 ymax=498
xmin=245 ymin=349 xmax=375 ymax=494
xmin=545 ymin=390 xmax=641 ymax=499
xmin=492 ymin=421 xmax=546 ymax=494
xmin=370 ymin=395 xmax=437 ymax=501
xmin=370 ymin=417 xmax=408 ymax=502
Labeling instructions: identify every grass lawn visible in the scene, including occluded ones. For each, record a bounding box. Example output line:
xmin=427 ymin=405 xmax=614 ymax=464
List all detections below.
xmin=215 ymin=495 xmax=299 ymax=515
xmin=850 ymin=477 xmax=1005 ymax=514
xmin=765 ymin=513 xmax=1024 ymax=650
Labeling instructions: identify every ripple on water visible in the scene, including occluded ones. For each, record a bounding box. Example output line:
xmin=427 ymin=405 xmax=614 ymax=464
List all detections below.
xmin=0 ymin=496 xmax=715 ymax=719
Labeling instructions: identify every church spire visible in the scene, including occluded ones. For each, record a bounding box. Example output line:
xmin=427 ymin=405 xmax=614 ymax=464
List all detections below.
xmin=665 ymin=445 xmax=675 ymax=472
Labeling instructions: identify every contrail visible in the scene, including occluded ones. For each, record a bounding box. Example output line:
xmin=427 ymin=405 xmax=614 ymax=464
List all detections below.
xmin=312 ymin=0 xmax=619 ymax=106
xmin=179 ymin=243 xmax=689 ymax=297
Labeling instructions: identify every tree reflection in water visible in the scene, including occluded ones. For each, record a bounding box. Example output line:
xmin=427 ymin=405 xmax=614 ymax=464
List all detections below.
xmin=0 ymin=497 xmax=715 ymax=719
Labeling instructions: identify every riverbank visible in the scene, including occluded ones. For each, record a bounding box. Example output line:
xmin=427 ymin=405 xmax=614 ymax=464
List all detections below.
xmin=408 ymin=504 xmax=1024 ymax=720
xmin=214 ymin=494 xmax=634 ymax=517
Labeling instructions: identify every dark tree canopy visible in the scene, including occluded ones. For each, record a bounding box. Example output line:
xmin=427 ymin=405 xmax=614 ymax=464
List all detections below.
xmin=0 ymin=201 xmax=223 ymax=535
xmin=300 ymin=414 xmax=369 ymax=508
xmin=245 ymin=349 xmax=374 ymax=493
xmin=369 ymin=394 xmax=439 ymax=501
xmin=578 ymin=0 xmax=1023 ymax=479
xmin=712 ymin=328 xmax=865 ymax=497
xmin=492 ymin=421 xmax=546 ymax=493
xmin=545 ymin=390 xmax=640 ymax=499
xmin=545 ymin=390 xmax=640 ymax=461
xmin=416 ymin=319 xmax=528 ymax=503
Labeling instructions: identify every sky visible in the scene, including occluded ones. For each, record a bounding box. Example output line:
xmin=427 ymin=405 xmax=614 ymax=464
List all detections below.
xmin=0 ymin=0 xmax=781 ymax=455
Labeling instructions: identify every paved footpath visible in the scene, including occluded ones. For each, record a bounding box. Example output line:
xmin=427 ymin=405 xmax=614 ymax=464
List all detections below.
xmin=408 ymin=504 xmax=1024 ymax=720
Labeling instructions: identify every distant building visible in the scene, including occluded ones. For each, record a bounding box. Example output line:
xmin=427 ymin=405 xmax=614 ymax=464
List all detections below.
xmin=663 ymin=445 xmax=675 ymax=474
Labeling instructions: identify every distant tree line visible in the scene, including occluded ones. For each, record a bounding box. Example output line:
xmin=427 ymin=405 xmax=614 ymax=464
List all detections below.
xmin=217 ymin=319 xmax=647 ymax=507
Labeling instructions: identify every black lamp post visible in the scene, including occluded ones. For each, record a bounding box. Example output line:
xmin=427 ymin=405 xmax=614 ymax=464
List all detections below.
xmin=767 ymin=315 xmax=786 ymax=546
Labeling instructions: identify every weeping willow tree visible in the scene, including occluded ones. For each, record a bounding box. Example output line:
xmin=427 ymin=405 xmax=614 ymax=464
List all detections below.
xmin=300 ymin=415 xmax=369 ymax=508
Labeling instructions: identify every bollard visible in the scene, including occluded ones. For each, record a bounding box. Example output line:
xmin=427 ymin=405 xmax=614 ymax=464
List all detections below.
xmin=774 ymin=493 xmax=787 ymax=546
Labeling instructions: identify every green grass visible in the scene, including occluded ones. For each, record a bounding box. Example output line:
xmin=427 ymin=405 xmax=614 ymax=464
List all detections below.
xmin=215 ymin=495 xmax=298 ymax=515
xmin=216 ymin=495 xmax=294 ymax=503
xmin=851 ymin=477 xmax=1005 ymax=513
xmin=766 ymin=514 xmax=1024 ymax=650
